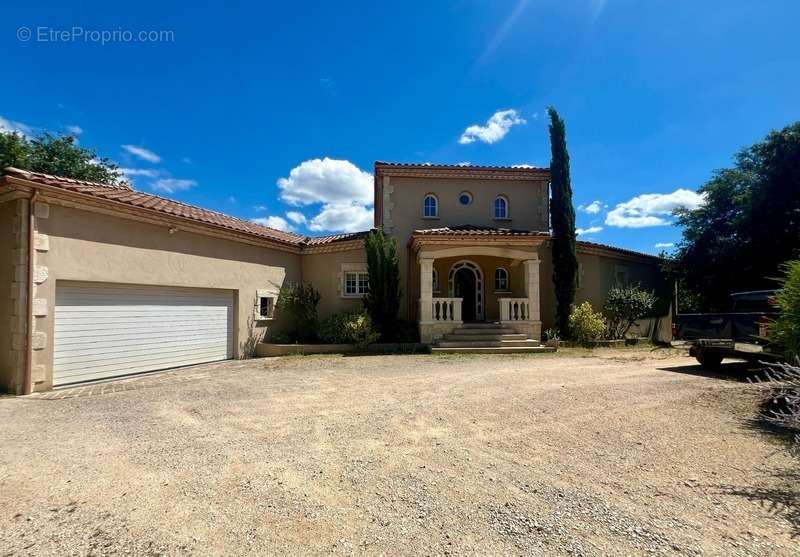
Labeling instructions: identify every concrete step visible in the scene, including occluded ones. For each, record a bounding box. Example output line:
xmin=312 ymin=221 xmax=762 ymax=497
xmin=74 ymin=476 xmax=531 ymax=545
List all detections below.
xmin=431 ymin=346 xmax=556 ymax=355
xmin=443 ymin=333 xmax=528 ymax=341
xmin=449 ymin=327 xmax=517 ymax=335
xmin=461 ymin=322 xmax=503 ymax=329
xmin=435 ymin=339 xmax=541 ymax=348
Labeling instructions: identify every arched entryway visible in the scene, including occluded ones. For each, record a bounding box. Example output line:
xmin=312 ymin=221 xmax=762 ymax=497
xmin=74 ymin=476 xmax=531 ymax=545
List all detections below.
xmin=448 ymin=260 xmax=484 ymax=321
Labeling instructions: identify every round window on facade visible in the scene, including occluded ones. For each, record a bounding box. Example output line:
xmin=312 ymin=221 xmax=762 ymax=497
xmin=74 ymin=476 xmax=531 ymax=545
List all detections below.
xmin=459 ymin=191 xmax=473 ymax=206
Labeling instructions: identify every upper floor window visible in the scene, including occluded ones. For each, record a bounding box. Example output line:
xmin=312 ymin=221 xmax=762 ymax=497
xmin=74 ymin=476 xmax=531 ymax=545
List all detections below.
xmin=432 ymin=268 xmax=439 ymax=292
xmin=494 ymin=267 xmax=509 ymax=291
xmin=458 ymin=191 xmax=473 ymax=206
xmin=423 ymin=194 xmax=439 ymax=218
xmin=494 ymin=195 xmax=509 ymax=219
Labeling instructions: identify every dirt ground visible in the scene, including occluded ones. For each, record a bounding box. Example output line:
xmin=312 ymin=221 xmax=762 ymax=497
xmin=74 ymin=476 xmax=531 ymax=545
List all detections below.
xmin=1 ymin=348 xmax=798 ymax=556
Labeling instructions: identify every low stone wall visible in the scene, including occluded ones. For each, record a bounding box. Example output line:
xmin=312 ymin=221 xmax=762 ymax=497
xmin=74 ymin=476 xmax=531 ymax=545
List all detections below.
xmin=256 ymin=343 xmax=430 ymax=357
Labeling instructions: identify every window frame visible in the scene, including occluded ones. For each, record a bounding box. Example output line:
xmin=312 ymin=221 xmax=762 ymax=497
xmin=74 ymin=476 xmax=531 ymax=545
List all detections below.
xmin=254 ymin=289 xmax=277 ymax=321
xmin=494 ymin=267 xmax=510 ymax=292
xmin=494 ymin=195 xmax=509 ymax=220
xmin=614 ymin=264 xmax=630 ymax=286
xmin=343 ymin=270 xmax=370 ymax=298
xmin=458 ymin=191 xmax=473 ymax=206
xmin=422 ymin=193 xmax=439 ymax=218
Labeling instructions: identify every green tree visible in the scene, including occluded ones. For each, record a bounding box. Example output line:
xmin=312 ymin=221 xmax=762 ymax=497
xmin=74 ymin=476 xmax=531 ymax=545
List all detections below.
xmin=0 ymin=131 xmax=122 ymax=185
xmin=363 ymin=228 xmax=401 ymax=340
xmin=603 ymin=284 xmax=657 ymax=339
xmin=769 ymin=260 xmax=800 ymax=361
xmin=548 ymin=107 xmax=578 ymax=337
xmin=672 ymin=122 xmax=800 ymax=310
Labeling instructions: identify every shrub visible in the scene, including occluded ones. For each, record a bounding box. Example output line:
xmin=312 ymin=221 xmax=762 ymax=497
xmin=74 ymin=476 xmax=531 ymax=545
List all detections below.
xmin=603 ymin=284 xmax=657 ymax=339
xmin=269 ymin=282 xmax=321 ymax=343
xmin=752 ymin=361 xmax=800 ymax=455
xmin=318 ymin=310 xmax=379 ymax=348
xmin=544 ymin=328 xmax=561 ymax=342
xmin=768 ymin=260 xmax=800 ymax=361
xmin=568 ymin=301 xmax=606 ymax=344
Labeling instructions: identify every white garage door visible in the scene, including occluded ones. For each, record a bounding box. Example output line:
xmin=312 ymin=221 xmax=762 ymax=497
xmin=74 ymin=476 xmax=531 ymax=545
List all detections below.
xmin=54 ymin=282 xmax=234 ymax=386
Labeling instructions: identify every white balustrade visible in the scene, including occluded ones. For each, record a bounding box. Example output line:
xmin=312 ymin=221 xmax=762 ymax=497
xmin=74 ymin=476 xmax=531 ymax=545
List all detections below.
xmin=431 ymin=297 xmax=462 ymax=322
xmin=499 ymin=298 xmax=531 ymax=322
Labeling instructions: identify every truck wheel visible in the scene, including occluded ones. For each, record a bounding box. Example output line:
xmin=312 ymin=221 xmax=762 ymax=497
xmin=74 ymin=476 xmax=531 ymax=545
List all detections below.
xmin=696 ymin=351 xmax=723 ymax=369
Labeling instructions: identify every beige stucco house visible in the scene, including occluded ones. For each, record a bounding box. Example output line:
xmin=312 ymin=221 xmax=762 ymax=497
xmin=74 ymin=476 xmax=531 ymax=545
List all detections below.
xmin=0 ymin=163 xmax=667 ymax=393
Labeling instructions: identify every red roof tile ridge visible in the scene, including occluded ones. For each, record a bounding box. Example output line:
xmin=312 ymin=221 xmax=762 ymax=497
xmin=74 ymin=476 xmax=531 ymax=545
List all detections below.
xmin=3 ymin=166 xmax=134 ymax=190
xmin=2 ymin=166 xmax=305 ymax=244
xmin=375 ymin=161 xmax=549 ymax=172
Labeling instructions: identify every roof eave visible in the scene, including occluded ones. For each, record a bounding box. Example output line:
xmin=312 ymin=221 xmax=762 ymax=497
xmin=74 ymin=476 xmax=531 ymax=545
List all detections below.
xmin=2 ymin=175 xmax=304 ymax=253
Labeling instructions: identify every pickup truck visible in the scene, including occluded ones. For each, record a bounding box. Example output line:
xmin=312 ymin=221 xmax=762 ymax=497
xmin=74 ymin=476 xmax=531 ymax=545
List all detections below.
xmin=671 ymin=290 xmax=778 ymax=368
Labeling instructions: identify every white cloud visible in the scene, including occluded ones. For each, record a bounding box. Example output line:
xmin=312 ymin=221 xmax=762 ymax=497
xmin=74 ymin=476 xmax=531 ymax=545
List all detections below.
xmin=578 ymin=200 xmax=604 ymax=214
xmin=286 ymin=211 xmax=307 ymax=225
xmin=605 ymin=189 xmax=706 ymax=228
xmin=251 ymin=216 xmax=294 ymax=232
xmin=309 ymin=203 xmax=374 ymax=233
xmin=122 ymin=144 xmax=161 ymax=163
xmin=275 ymin=158 xmax=374 ymax=233
xmin=253 ymin=205 xmax=267 ymax=212
xmin=576 ymin=226 xmax=603 ymax=236
xmin=119 ymin=167 xmax=160 ymax=186
xmin=277 ymin=157 xmax=373 ymax=206
xmin=654 ymin=242 xmax=675 ymax=248
xmin=459 ymin=109 xmax=526 ymax=145
xmin=0 ymin=115 xmax=33 ymax=137
xmin=66 ymin=125 xmax=83 ymax=135
xmin=151 ymin=178 xmax=197 ymax=194
xmin=120 ymin=167 xmax=159 ymax=179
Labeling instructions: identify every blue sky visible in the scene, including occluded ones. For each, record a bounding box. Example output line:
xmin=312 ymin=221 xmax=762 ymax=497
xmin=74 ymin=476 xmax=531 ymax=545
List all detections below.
xmin=3 ymin=0 xmax=799 ymax=253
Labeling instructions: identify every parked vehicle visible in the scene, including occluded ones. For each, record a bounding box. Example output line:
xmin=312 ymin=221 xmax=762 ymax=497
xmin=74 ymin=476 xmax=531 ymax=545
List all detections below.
xmin=671 ymin=290 xmax=778 ymax=368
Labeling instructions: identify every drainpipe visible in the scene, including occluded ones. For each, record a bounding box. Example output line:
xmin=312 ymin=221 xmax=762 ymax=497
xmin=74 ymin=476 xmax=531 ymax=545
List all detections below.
xmin=24 ymin=190 xmax=39 ymax=395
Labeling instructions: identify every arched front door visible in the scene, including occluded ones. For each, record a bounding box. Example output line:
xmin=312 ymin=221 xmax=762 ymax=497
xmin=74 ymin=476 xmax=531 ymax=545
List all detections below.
xmin=448 ymin=260 xmax=484 ymax=321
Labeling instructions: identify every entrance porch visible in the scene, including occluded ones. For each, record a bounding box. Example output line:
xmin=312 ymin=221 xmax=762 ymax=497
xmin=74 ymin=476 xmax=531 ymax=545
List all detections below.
xmin=409 ymin=229 xmax=546 ymax=344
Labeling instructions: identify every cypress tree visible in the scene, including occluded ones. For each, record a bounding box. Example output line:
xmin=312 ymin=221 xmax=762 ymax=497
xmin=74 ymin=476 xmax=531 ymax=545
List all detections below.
xmin=364 ymin=228 xmax=401 ymax=340
xmin=548 ymin=107 xmax=578 ymax=337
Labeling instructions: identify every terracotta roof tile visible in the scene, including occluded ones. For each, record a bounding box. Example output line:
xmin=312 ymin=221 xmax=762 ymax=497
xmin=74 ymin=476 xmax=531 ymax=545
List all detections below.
xmin=304 ymin=230 xmax=370 ymax=245
xmin=376 ymin=161 xmax=549 ymax=172
xmin=576 ymin=240 xmax=661 ymax=261
xmin=2 ymin=167 xmax=305 ymax=246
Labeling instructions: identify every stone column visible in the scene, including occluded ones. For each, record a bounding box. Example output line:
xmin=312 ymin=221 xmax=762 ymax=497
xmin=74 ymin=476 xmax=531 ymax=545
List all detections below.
xmin=523 ymin=258 xmax=542 ymax=338
xmin=418 ymin=256 xmax=434 ymax=323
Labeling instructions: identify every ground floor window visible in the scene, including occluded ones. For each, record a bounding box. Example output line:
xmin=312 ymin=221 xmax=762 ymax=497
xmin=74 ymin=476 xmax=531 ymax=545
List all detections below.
xmin=344 ymin=271 xmax=369 ymax=297
xmin=494 ymin=267 xmax=509 ymax=291
xmin=259 ymin=296 xmax=275 ymax=319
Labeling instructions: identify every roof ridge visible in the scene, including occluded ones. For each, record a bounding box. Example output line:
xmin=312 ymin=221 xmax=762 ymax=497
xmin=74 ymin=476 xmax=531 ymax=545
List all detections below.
xmin=3 ymin=166 xmax=134 ymax=190
xmin=2 ymin=166 xmax=305 ymax=245
xmin=375 ymin=161 xmax=549 ymax=171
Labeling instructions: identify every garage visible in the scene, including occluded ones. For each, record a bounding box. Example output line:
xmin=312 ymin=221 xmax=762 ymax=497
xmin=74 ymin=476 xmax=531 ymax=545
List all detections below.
xmin=53 ymin=282 xmax=235 ymax=386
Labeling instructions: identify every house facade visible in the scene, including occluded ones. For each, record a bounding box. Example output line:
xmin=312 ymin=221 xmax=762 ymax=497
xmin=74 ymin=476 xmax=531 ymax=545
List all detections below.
xmin=0 ymin=164 xmax=667 ymax=393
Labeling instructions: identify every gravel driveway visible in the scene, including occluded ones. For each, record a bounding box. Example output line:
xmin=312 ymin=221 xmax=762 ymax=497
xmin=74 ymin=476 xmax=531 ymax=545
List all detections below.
xmin=1 ymin=349 xmax=797 ymax=556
